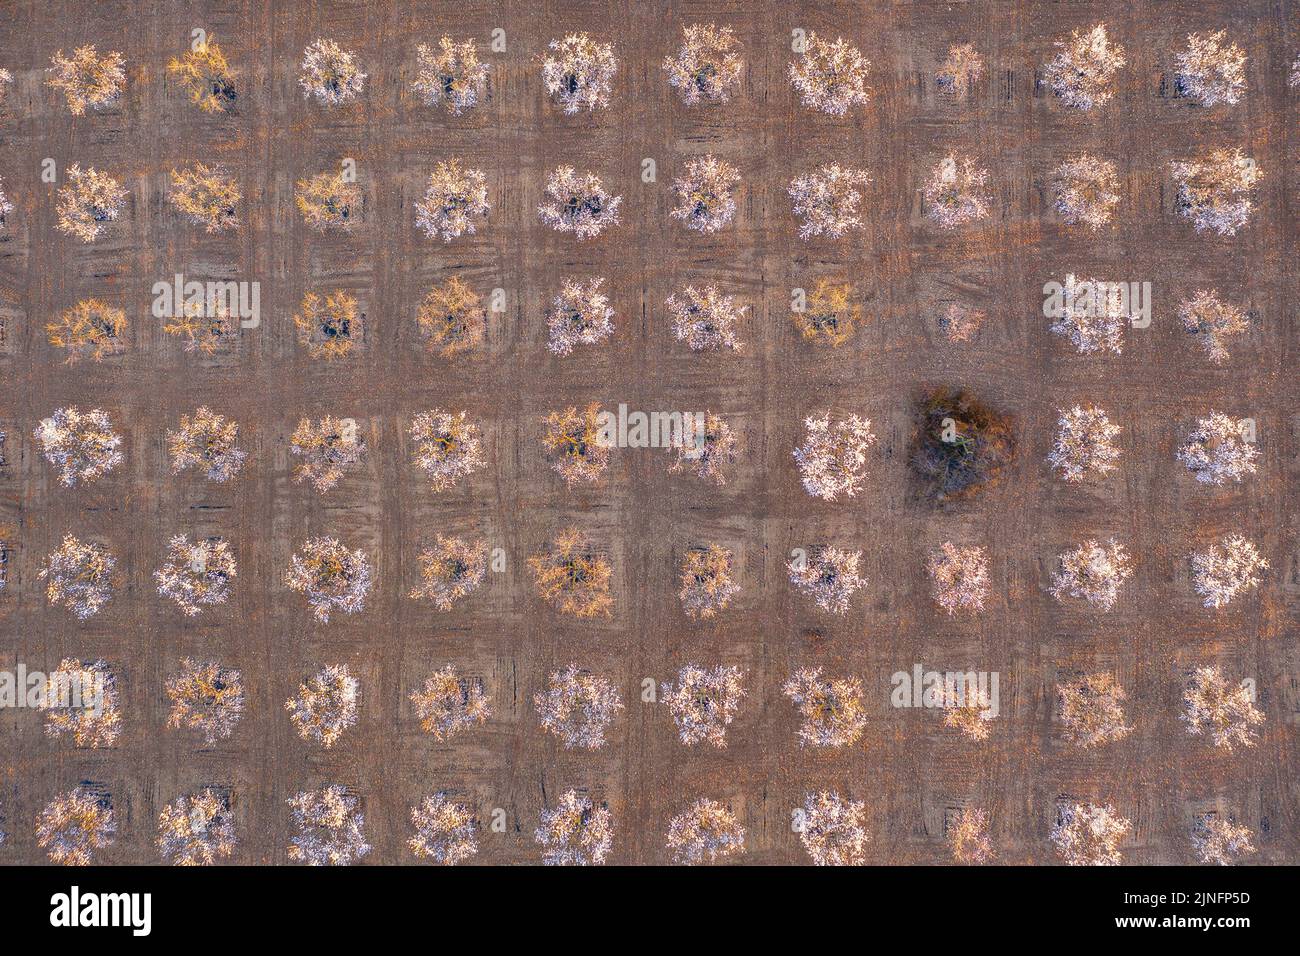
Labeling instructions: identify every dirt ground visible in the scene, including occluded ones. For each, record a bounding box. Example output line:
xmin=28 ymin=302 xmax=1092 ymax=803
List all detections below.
xmin=0 ymin=0 xmax=1296 ymax=865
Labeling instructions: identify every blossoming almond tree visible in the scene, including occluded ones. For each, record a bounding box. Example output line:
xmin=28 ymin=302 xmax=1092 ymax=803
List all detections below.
xmin=926 ymin=542 xmax=990 ymax=615
xmin=1049 ymin=539 xmax=1132 ymax=610
xmin=1190 ymin=534 xmax=1267 ymax=608
xmin=291 ymin=415 xmax=366 ymax=492
xmin=534 ymin=665 xmax=623 ymax=749
xmin=412 ymin=37 xmax=488 ymax=114
xmin=1048 ymin=274 xmax=1127 ymax=355
xmin=299 ymin=39 xmax=366 ymax=106
xmin=1050 ymin=155 xmax=1120 ymax=229
xmin=409 ymin=665 xmax=490 ymax=740
xmin=537 ymin=166 xmax=622 ymax=239
xmin=285 ymin=664 xmax=360 ymax=748
xmin=789 ymin=34 xmax=870 ymax=115
xmin=1182 ymin=666 xmax=1263 ymax=751
xmin=798 ymin=791 xmax=869 ymax=866
xmin=417 ymin=276 xmax=487 ymax=358
xmin=409 ymin=794 xmax=478 ymax=865
xmin=46 ymin=298 xmax=127 ymax=363
xmin=54 ymin=165 xmax=127 ymax=242
xmin=1175 ymin=31 xmax=1246 ymax=107
xmin=936 ymin=44 xmax=985 ymax=97
xmin=667 ymin=412 xmax=739 ymax=485
xmin=670 ymin=155 xmax=739 ymax=233
xmin=415 ymin=160 xmax=489 ymax=241
xmin=410 ymin=534 xmax=488 ymax=611
xmin=37 ymin=788 xmax=116 ymax=866
xmin=782 ymin=667 xmax=867 ymax=748
xmin=1170 ymin=148 xmax=1261 ymax=236
xmin=47 ymin=45 xmax=125 ymax=114
xmin=409 ymin=409 xmax=486 ymax=491
xmin=39 ymin=658 xmax=121 ymax=747
xmin=1191 ymin=814 xmax=1255 ymax=866
xmin=663 ymin=24 xmax=743 ymax=105
xmin=283 ymin=536 xmax=372 ymax=623
xmin=165 ymin=658 xmax=245 ymax=745
xmin=546 ymin=277 xmax=614 ymax=356
xmin=169 ymin=164 xmax=241 ymax=232
xmin=527 ymin=527 xmax=613 ymax=618
xmin=787 ymin=546 xmax=866 ymax=614
xmin=294 ymin=169 xmax=361 ymax=232
xmin=1057 ymin=673 xmax=1132 ymax=748
xmin=543 ymin=404 xmax=610 ymax=485
xmin=678 ymin=545 xmax=740 ymax=619
xmin=542 ymin=33 xmax=616 ymax=113
xmin=157 ymin=790 xmax=235 ymax=866
xmin=788 ymin=164 xmax=871 ymax=239
xmin=1047 ymin=405 xmax=1121 ymax=482
xmin=153 ymin=534 xmax=236 ymax=616
xmin=39 ymin=535 xmax=117 ymax=619
xmin=666 ymin=799 xmax=745 ymax=865
xmin=1051 ymin=802 xmax=1129 ymax=865
xmin=792 ymin=279 xmax=861 ymax=347
xmin=293 ymin=290 xmax=363 ymax=359
xmin=168 ymin=38 xmax=236 ymax=113
xmin=793 ymin=412 xmax=876 ymax=500
xmin=1176 ymin=413 xmax=1258 ymax=485
xmin=167 ymin=407 xmax=246 ymax=482
xmin=661 ymin=664 xmax=745 ymax=747
xmin=922 ymin=154 xmax=990 ymax=229
xmin=535 ymin=790 xmax=612 ymax=866
xmin=1043 ymin=24 xmax=1126 ymax=110
xmin=287 ymin=786 xmax=370 ymax=866
xmin=946 ymin=807 xmax=993 ymax=864
xmin=666 ymin=284 xmax=746 ymax=351
xmin=1178 ymin=288 xmax=1250 ymax=363
xmin=35 ymin=407 xmax=123 ymax=486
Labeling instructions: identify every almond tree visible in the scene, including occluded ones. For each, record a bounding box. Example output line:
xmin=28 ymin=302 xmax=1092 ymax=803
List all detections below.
xmin=0 ymin=175 xmax=12 ymax=229
xmin=1177 ymin=413 xmax=1258 ymax=485
xmin=927 ymin=542 xmax=989 ymax=615
xmin=1048 ymin=405 xmax=1121 ymax=482
xmin=410 ymin=794 xmax=478 ymax=865
xmin=287 ymin=786 xmax=370 ymax=866
xmin=782 ymin=667 xmax=867 ymax=748
xmin=1191 ymin=814 xmax=1255 ymax=866
xmin=37 ymin=789 xmax=116 ymax=865
xmin=35 ymin=406 xmax=123 ymax=486
xmin=661 ymin=664 xmax=745 ymax=747
xmin=39 ymin=535 xmax=116 ymax=619
xmin=542 ymin=33 xmax=616 ymax=113
xmin=1048 ymin=274 xmax=1126 ymax=354
xmin=667 ymin=412 xmax=739 ymax=485
xmin=284 ymin=536 xmax=372 ymax=623
xmin=409 ymin=409 xmax=486 ymax=491
xmin=788 ymin=164 xmax=871 ymax=239
xmin=1051 ymin=802 xmax=1130 ymax=866
xmin=418 ymin=276 xmax=487 ymax=358
xmin=940 ymin=697 xmax=993 ymax=742
xmin=543 ymin=403 xmax=609 ymax=486
xmin=410 ymin=534 xmax=488 ymax=610
xmin=300 ymin=39 xmax=366 ymax=105
xmin=547 ymin=277 xmax=614 ymax=355
xmin=47 ymin=45 xmax=125 ymax=114
xmin=538 ymin=166 xmax=622 ymax=239
xmin=535 ymin=665 xmax=623 ymax=749
xmin=168 ymin=407 xmax=246 ymax=482
xmin=1170 ymin=148 xmax=1261 ymax=236
xmin=1050 ymin=539 xmax=1132 ymax=610
xmin=793 ymin=279 xmax=860 ymax=347
xmin=1178 ymin=288 xmax=1249 ymax=363
xmin=798 ymin=791 xmax=869 ymax=866
xmin=1291 ymin=54 xmax=1300 ymax=88
xmin=788 ymin=34 xmax=870 ymax=115
xmin=168 ymin=37 xmax=236 ymax=113
xmin=1176 ymin=31 xmax=1246 ymax=107
xmin=153 ymin=534 xmax=236 ymax=616
xmin=663 ymin=24 xmax=743 ymax=105
xmin=1190 ymin=534 xmax=1267 ymax=608
xmin=946 ymin=807 xmax=993 ymax=864
xmin=165 ymin=658 xmax=245 ymax=745
xmin=936 ymin=44 xmax=985 ymax=97
xmin=169 ymin=164 xmax=240 ymax=232
xmin=667 ymin=284 xmax=746 ymax=351
xmin=0 ymin=68 xmax=13 ymax=108
xmin=39 ymin=658 xmax=120 ymax=747
xmin=678 ymin=545 xmax=740 ymax=620
xmin=162 ymin=298 xmax=238 ymax=354
xmin=1044 ymin=24 xmax=1126 ymax=110
xmin=291 ymin=415 xmax=366 ymax=492
xmin=47 ymin=298 xmax=127 ymax=363
xmin=535 ymin=790 xmax=612 ymax=866
xmin=410 ymin=665 xmax=490 ymax=739
xmin=1058 ymin=673 xmax=1132 ymax=748
xmin=412 ymin=37 xmax=488 ymax=114
xmin=938 ymin=302 xmax=986 ymax=343
xmin=671 ymin=155 xmax=739 ymax=233
xmin=286 ymin=664 xmax=359 ymax=748
xmin=528 ymin=527 xmax=614 ymax=618
xmin=666 ymin=799 xmax=745 ymax=865
xmin=787 ymin=545 xmax=866 ymax=614
xmin=157 ymin=790 xmax=236 ymax=866
xmin=415 ymin=160 xmax=489 ymax=241
xmin=1183 ymin=666 xmax=1263 ymax=751
xmin=922 ymin=154 xmax=990 ymax=229
xmin=55 ymin=165 xmax=127 ymax=241
xmin=793 ymin=412 xmax=876 ymax=500
xmin=295 ymin=169 xmax=361 ymax=232
xmin=294 ymin=290 xmax=363 ymax=359
xmin=1051 ymin=155 xmax=1120 ymax=229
